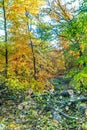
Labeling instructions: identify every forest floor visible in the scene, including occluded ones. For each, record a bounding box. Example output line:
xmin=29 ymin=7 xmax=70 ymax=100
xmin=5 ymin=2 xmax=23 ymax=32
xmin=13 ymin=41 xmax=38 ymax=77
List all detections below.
xmin=0 ymin=78 xmax=87 ymax=130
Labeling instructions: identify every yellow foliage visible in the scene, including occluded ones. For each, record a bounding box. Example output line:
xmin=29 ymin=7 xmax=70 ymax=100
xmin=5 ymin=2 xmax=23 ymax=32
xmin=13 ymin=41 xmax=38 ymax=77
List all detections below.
xmin=80 ymin=43 xmax=85 ymax=53
xmin=0 ymin=0 xmax=64 ymax=93
xmin=9 ymin=123 xmax=16 ymax=129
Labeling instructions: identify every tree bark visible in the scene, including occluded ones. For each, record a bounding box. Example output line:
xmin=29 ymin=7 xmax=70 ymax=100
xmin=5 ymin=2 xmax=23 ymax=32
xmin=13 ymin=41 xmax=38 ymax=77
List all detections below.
xmin=30 ymin=41 xmax=37 ymax=80
xmin=2 ymin=0 xmax=8 ymax=78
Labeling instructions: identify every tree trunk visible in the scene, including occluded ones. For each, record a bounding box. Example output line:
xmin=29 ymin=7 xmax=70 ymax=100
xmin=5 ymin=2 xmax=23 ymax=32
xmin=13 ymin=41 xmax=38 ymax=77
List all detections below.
xmin=2 ymin=0 xmax=8 ymax=78
xmin=25 ymin=11 xmax=37 ymax=80
xmin=30 ymin=41 xmax=37 ymax=80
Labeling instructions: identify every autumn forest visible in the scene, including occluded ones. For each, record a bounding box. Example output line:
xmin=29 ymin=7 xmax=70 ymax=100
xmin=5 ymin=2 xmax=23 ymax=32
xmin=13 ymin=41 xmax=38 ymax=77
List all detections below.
xmin=0 ymin=0 xmax=87 ymax=129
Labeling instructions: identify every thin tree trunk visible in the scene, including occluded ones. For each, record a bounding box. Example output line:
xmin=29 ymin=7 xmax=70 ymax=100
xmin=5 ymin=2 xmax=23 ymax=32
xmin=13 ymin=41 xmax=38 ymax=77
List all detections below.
xmin=2 ymin=0 xmax=8 ymax=78
xmin=30 ymin=41 xmax=37 ymax=80
xmin=25 ymin=11 xmax=37 ymax=80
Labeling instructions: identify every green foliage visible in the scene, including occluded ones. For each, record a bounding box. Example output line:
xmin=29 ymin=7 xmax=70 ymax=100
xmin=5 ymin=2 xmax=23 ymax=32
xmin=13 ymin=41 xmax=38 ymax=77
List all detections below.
xmin=29 ymin=78 xmax=45 ymax=92
xmin=6 ymin=77 xmax=28 ymax=92
xmin=5 ymin=77 xmax=45 ymax=95
xmin=70 ymin=71 xmax=87 ymax=91
xmin=61 ymin=2 xmax=87 ymax=91
xmin=82 ymin=123 xmax=87 ymax=130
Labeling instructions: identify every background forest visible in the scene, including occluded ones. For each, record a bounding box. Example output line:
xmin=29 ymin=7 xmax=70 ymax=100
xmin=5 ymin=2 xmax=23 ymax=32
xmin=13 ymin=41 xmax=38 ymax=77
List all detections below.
xmin=0 ymin=0 xmax=87 ymax=130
